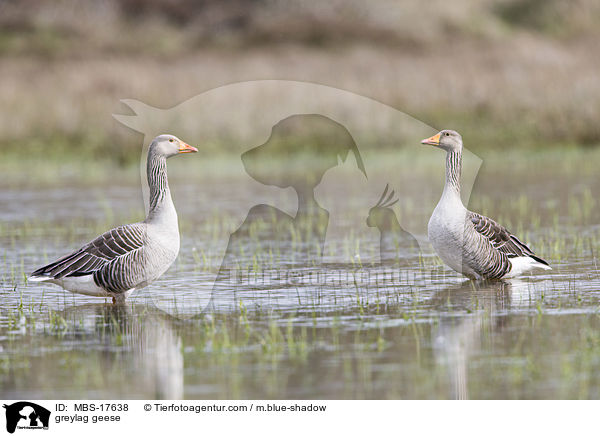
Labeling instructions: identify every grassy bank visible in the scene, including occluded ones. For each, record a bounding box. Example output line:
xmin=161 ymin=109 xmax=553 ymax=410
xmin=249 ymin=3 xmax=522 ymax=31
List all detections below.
xmin=1 ymin=1 xmax=599 ymax=162
xmin=2 ymin=144 xmax=599 ymax=190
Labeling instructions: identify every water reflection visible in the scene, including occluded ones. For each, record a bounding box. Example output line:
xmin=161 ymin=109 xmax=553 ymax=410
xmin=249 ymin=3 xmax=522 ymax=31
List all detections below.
xmin=430 ymin=280 xmax=530 ymax=400
xmin=57 ymin=304 xmax=183 ymax=399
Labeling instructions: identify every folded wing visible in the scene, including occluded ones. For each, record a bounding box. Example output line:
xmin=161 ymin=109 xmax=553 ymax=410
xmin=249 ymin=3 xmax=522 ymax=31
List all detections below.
xmin=31 ymin=223 xmax=147 ymax=284
xmin=469 ymin=212 xmax=549 ymax=266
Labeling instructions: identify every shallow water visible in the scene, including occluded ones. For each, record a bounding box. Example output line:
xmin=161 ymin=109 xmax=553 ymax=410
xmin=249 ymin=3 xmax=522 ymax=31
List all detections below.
xmin=1 ymin=150 xmax=599 ymax=399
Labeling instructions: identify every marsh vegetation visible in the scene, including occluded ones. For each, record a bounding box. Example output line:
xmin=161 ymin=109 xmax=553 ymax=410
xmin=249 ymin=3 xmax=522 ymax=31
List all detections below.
xmin=1 ymin=148 xmax=598 ymax=399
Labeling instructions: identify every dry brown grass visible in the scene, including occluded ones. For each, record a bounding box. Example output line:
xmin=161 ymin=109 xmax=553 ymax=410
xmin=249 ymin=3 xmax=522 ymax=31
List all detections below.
xmin=1 ymin=0 xmax=599 ymax=161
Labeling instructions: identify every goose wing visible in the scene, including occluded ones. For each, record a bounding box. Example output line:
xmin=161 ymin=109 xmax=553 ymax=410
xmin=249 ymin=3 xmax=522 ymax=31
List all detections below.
xmin=468 ymin=212 xmax=548 ymax=265
xmin=31 ymin=223 xmax=147 ymax=280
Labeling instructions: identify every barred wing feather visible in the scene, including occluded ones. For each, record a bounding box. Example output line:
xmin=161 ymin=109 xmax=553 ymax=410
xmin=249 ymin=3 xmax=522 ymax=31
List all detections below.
xmin=468 ymin=212 xmax=549 ymax=266
xmin=31 ymin=223 xmax=146 ymax=284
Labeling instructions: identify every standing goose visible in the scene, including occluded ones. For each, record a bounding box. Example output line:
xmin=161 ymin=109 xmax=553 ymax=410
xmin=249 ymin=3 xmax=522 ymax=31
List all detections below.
xmin=30 ymin=134 xmax=197 ymax=303
xmin=422 ymin=130 xmax=550 ymax=280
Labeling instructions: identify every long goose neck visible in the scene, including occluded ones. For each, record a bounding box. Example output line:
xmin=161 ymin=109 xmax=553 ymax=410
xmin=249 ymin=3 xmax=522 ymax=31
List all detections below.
xmin=443 ymin=149 xmax=462 ymax=197
xmin=146 ymin=151 xmax=174 ymax=220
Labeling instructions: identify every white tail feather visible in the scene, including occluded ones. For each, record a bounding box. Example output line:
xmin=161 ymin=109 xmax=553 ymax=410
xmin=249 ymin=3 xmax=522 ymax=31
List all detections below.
xmin=28 ymin=275 xmax=51 ymax=282
xmin=506 ymin=256 xmax=552 ymax=277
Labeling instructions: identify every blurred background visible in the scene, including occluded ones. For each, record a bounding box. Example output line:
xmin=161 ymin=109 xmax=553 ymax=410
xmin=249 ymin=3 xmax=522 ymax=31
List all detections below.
xmin=1 ymin=0 xmax=599 ymax=164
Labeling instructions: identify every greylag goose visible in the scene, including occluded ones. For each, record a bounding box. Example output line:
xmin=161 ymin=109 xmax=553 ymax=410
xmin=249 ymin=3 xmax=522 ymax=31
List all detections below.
xmin=30 ymin=134 xmax=197 ymax=303
xmin=422 ymin=130 xmax=550 ymax=279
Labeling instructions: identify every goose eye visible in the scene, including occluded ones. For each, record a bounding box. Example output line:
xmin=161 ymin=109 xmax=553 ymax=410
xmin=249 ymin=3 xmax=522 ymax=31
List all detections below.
xmin=445 ymin=132 xmax=450 ymax=136
xmin=169 ymin=139 xmax=174 ymax=142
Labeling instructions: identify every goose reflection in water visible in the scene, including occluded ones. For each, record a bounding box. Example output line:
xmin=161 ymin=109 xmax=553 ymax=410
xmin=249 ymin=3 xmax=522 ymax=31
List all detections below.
xmin=57 ymin=304 xmax=183 ymax=399
xmin=429 ymin=279 xmax=534 ymax=400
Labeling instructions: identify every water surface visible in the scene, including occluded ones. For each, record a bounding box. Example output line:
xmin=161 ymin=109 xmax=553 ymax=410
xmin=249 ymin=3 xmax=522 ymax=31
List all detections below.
xmin=1 ymin=150 xmax=599 ymax=399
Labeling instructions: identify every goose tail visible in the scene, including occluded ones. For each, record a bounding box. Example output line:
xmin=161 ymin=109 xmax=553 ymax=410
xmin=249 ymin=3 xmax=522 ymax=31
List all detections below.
xmin=506 ymin=256 xmax=552 ymax=277
xmin=28 ymin=274 xmax=52 ymax=282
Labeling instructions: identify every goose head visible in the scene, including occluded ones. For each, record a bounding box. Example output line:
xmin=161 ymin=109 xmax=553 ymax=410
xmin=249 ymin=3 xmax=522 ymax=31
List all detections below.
xmin=421 ymin=129 xmax=462 ymax=152
xmin=150 ymin=134 xmax=198 ymax=157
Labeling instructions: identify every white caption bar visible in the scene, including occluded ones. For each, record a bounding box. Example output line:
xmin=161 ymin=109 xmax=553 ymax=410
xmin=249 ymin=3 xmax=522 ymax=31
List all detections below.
xmin=0 ymin=400 xmax=595 ymax=435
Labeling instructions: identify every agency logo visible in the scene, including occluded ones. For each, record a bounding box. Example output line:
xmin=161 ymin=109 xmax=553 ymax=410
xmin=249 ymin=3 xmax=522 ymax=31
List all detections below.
xmin=114 ymin=80 xmax=483 ymax=317
xmin=2 ymin=402 xmax=50 ymax=434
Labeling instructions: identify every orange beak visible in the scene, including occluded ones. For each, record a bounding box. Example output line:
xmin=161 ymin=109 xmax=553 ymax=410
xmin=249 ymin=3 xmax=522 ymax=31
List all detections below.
xmin=178 ymin=142 xmax=198 ymax=153
xmin=421 ymin=133 xmax=441 ymax=146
